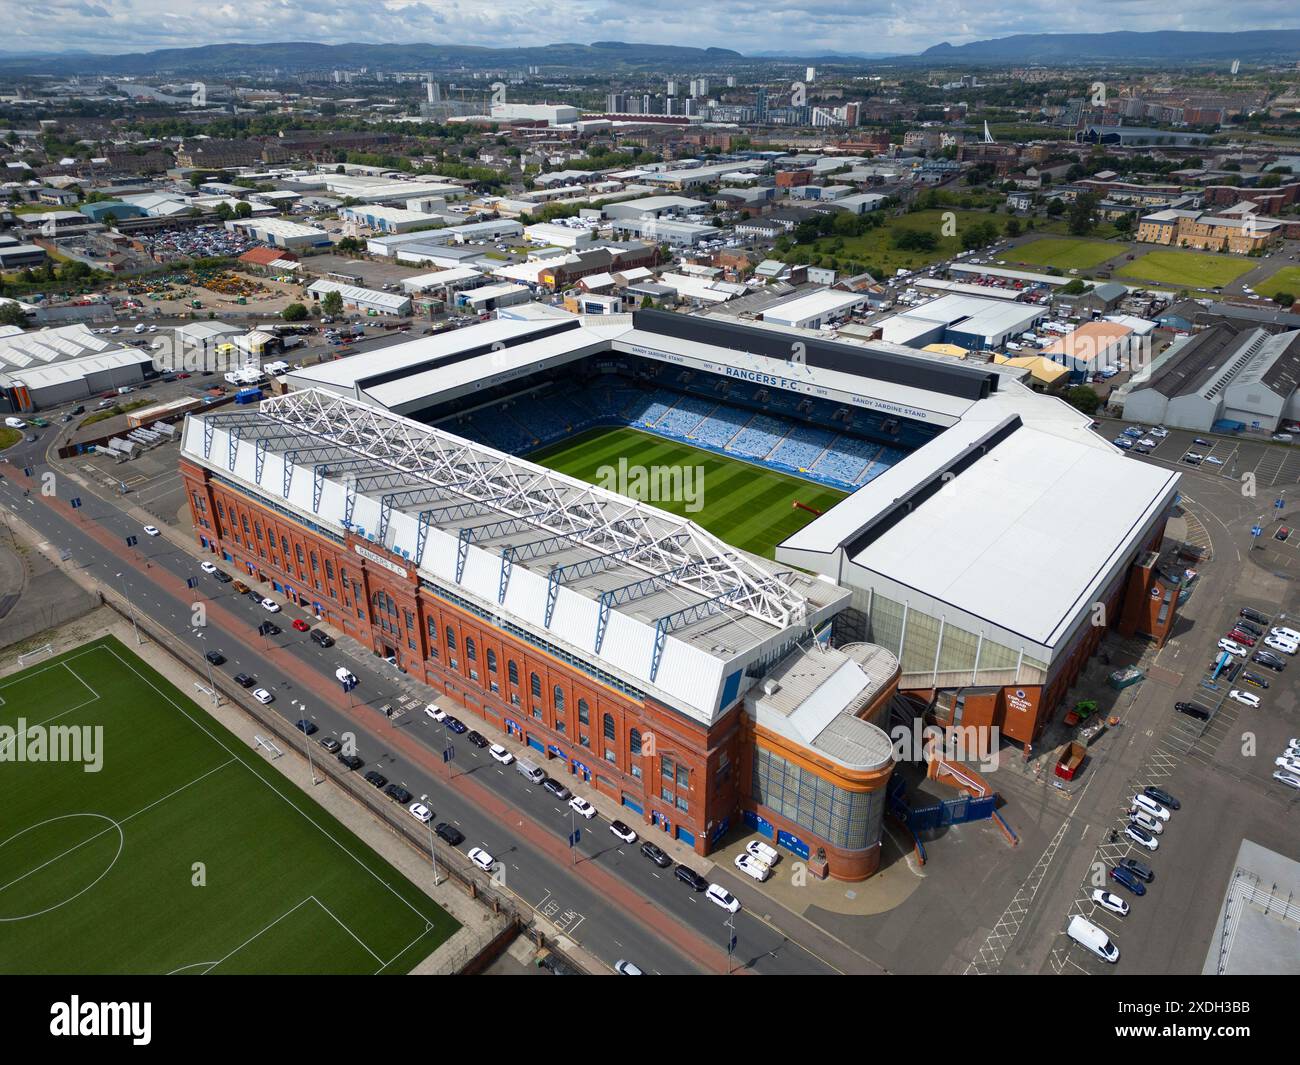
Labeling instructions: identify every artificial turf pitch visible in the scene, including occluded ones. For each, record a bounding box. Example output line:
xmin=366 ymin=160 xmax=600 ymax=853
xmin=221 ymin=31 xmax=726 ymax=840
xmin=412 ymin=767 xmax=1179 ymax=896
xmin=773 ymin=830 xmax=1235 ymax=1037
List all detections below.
xmin=529 ymin=426 xmax=846 ymax=559
xmin=0 ymin=637 xmax=458 ymax=974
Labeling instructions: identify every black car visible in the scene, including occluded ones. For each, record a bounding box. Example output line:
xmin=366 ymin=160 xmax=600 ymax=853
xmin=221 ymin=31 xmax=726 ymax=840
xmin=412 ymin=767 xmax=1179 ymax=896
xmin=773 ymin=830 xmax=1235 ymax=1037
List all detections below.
xmin=466 ymin=730 xmax=489 ymax=749
xmin=246 ymin=590 xmax=263 ymax=603
xmin=258 ymin=621 xmax=281 ymax=636
xmin=1193 ymin=437 xmax=1211 ymax=447
xmin=364 ymin=770 xmax=388 ymax=789
xmin=542 ymin=777 xmax=572 ymax=801
xmin=1240 ymin=607 xmax=1270 ymax=626
xmin=213 ymin=571 xmax=233 ymax=584
xmin=318 ymin=736 xmax=342 ymax=754
xmin=337 ymin=753 xmax=363 ymax=771
xmin=1253 ymin=650 xmax=1286 ymax=671
xmin=310 ymin=629 xmax=334 ymax=648
xmin=1118 ymin=857 xmax=1155 ymax=883
xmin=1235 ymin=619 xmax=1264 ymax=638
xmin=233 ymin=672 xmax=255 ymax=687
xmin=204 ymin=650 xmax=225 ymax=665
xmin=1240 ymin=671 xmax=1270 ymax=690
xmin=385 ymin=784 xmax=413 ymax=805
xmin=674 ymin=864 xmax=708 ymax=891
xmin=1175 ymin=701 xmax=1210 ymax=721
xmin=435 ymin=822 xmax=465 ymax=847
xmin=295 ymin=719 xmax=318 ymax=735
xmin=1143 ymin=786 xmax=1180 ymax=811
xmin=640 ymin=842 xmax=672 ymax=868
xmin=70 ymin=405 xmax=85 ymax=415
xmin=444 ymin=716 xmax=467 ymax=735
xmin=1134 ymin=445 xmax=1151 ymax=454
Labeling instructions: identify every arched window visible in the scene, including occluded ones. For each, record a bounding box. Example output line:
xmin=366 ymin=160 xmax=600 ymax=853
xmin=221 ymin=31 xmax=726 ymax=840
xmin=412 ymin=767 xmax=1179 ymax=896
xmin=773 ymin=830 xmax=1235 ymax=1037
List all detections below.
xmin=508 ymin=660 xmax=519 ymax=685
xmin=466 ymin=637 xmax=477 ymax=661
xmin=487 ymin=649 xmax=497 ymax=673
xmin=603 ymin=713 xmax=615 ymax=741
xmin=630 ymin=728 xmax=642 ymax=756
xmin=578 ymin=699 xmax=590 ymax=725
xmin=553 ymin=685 xmax=565 ymax=712
xmin=445 ymin=626 xmax=456 ymax=651
xmin=530 ymin=672 xmax=542 ymax=699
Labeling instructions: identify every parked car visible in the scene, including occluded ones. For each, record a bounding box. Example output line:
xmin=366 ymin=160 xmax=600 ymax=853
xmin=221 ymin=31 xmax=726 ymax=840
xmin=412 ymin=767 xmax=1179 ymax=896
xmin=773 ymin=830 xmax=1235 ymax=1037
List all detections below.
xmin=1275 ymin=755 xmax=1300 ymax=775
xmin=1240 ymin=671 xmax=1270 ymax=690
xmin=1240 ymin=607 xmax=1270 ymax=626
xmin=640 ymin=841 xmax=672 ymax=868
xmin=734 ymin=853 xmax=770 ymax=882
xmin=424 ymin=703 xmax=447 ymax=722
xmin=614 ymin=959 xmax=643 ymax=976
xmin=252 ymin=688 xmax=274 ymax=705
xmin=1110 ymin=865 xmax=1148 ymax=896
xmin=705 ymin=884 xmax=740 ymax=913
xmin=1125 ymin=824 xmax=1159 ymax=851
xmin=1118 ymin=856 xmax=1155 ymax=882
xmin=1252 ymin=650 xmax=1286 ymax=671
xmin=466 ymin=730 xmax=489 ymax=749
xmin=435 ymin=822 xmax=465 ymax=846
xmin=674 ymin=864 xmax=708 ymax=891
xmin=337 ymin=753 xmax=363 ymax=771
xmin=542 ymin=778 xmax=572 ymax=801
xmin=568 ymin=796 xmax=596 ymax=819
xmin=310 ymin=629 xmax=334 ymax=647
xmin=293 ymin=719 xmax=316 ymax=735
xmin=292 ymin=618 xmax=310 ymax=632
xmin=233 ymin=672 xmax=255 ymax=688
xmin=1175 ymin=700 xmax=1210 ymax=720
xmin=200 ymin=561 xmax=218 ymax=575
xmin=204 ymin=650 xmax=225 ymax=665
xmin=1273 ymin=771 xmax=1300 ymax=791
xmin=1218 ymin=638 xmax=1248 ymax=656
xmin=385 ymin=784 xmax=413 ymax=805
xmin=318 ymin=737 xmax=342 ymax=754
xmin=488 ymin=743 xmax=514 ymax=765
xmin=1131 ymin=793 xmax=1171 ymax=821
xmin=1128 ymin=808 xmax=1164 ymax=834
xmin=468 ymin=847 xmax=495 ymax=872
xmin=1227 ymin=628 xmax=1257 ymax=647
xmin=142 ymin=525 xmax=160 ymax=537
xmin=259 ymin=598 xmax=280 ymax=613
xmin=1143 ymin=786 xmax=1179 ymax=811
xmin=444 ymin=716 xmax=468 ymax=735
xmin=364 ymin=770 xmax=388 ymax=789
xmin=746 ymin=840 xmax=780 ymax=866
xmin=609 ymin=820 xmax=638 ymax=844
xmin=1228 ymin=689 xmax=1261 ymax=708
xmin=408 ymin=802 xmax=433 ymax=824
xmin=1235 ymin=619 xmax=1264 ymax=638
xmin=1091 ymin=889 xmax=1130 ymax=916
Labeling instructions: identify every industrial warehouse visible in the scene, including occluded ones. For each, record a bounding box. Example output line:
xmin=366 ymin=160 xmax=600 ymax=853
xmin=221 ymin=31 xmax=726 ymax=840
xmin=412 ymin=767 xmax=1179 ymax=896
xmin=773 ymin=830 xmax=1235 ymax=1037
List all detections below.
xmin=178 ymin=309 xmax=1182 ymax=880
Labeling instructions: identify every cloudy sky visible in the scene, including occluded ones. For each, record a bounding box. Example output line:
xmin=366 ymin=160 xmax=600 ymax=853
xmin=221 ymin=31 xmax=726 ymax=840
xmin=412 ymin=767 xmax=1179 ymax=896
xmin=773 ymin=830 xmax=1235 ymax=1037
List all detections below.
xmin=12 ymin=0 xmax=1295 ymax=56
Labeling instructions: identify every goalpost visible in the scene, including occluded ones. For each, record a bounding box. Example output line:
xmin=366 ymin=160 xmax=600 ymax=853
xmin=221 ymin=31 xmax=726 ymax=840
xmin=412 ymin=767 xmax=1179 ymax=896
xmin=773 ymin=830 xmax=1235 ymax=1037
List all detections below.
xmin=16 ymin=644 xmax=54 ymax=667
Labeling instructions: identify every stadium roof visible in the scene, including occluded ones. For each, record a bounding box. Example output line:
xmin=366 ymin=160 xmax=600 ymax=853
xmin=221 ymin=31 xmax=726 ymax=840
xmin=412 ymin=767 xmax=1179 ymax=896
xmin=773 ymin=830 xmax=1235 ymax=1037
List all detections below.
xmin=182 ymin=388 xmax=842 ymax=723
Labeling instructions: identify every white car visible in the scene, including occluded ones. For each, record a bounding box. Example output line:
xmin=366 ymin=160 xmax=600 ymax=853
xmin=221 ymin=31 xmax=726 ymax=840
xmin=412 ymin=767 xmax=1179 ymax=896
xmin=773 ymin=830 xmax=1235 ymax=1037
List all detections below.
xmin=1128 ymin=808 xmax=1164 ymax=834
xmin=408 ymin=801 xmax=432 ymax=823
xmin=1273 ymin=770 xmax=1300 ymax=790
xmin=1131 ymin=793 xmax=1171 ymax=821
xmin=705 ymin=883 xmax=741 ymax=913
xmin=1125 ymin=824 xmax=1159 ymax=851
xmin=608 ymin=820 xmax=638 ymax=844
xmin=1218 ymin=638 xmax=1247 ymax=656
xmin=1138 ymin=438 xmax=1156 ymax=448
xmin=1275 ymin=755 xmax=1300 ymax=775
xmin=1228 ymin=689 xmax=1261 ymax=708
xmin=467 ymin=847 xmax=495 ymax=872
xmin=1264 ymin=636 xmax=1298 ymax=655
xmin=252 ymin=688 xmax=273 ymax=704
xmin=424 ymin=703 xmax=447 ymax=722
xmin=568 ymin=796 xmax=596 ymax=820
xmin=1150 ymin=427 xmax=1168 ymax=438
xmin=259 ymin=598 xmax=280 ymax=613
xmin=200 ymin=561 xmax=218 ymax=574
xmin=334 ymin=667 xmax=356 ymax=685
xmin=1091 ymin=889 xmax=1130 ymax=917
xmin=734 ymin=853 xmax=770 ymax=882
xmin=488 ymin=743 xmax=514 ymax=765
xmin=143 ymin=525 xmax=160 ymax=537
xmin=614 ymin=959 xmax=643 ymax=975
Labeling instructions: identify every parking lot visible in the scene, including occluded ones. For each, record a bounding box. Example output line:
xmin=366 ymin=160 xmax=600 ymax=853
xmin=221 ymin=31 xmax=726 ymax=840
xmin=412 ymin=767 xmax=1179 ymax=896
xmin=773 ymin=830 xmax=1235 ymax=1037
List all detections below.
xmin=1098 ymin=417 xmax=1300 ymax=489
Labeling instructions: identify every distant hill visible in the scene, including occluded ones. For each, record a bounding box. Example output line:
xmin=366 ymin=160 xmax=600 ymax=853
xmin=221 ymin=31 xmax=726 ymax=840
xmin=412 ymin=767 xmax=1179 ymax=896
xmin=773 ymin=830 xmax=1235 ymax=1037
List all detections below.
xmin=913 ymin=29 xmax=1300 ymax=64
xmin=0 ymin=40 xmax=747 ymax=77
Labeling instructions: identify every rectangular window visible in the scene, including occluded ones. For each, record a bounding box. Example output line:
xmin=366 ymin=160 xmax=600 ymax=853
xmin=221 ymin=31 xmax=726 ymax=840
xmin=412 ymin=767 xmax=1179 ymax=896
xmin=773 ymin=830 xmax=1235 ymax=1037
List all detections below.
xmin=661 ymin=755 xmax=673 ymax=780
xmin=676 ymin=765 xmax=689 ymax=789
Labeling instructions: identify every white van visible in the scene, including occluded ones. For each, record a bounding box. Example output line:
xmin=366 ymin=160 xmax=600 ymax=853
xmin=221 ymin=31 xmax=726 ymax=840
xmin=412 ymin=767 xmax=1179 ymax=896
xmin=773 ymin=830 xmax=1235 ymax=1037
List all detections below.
xmin=1067 ymin=915 xmax=1119 ymax=963
xmin=4 ymin=417 xmax=25 ymax=429
xmin=515 ymin=758 xmax=546 ymax=785
xmin=1271 ymin=626 xmax=1300 ymax=644
xmin=734 ymin=853 xmax=771 ymax=882
xmin=746 ymin=840 xmax=779 ymax=866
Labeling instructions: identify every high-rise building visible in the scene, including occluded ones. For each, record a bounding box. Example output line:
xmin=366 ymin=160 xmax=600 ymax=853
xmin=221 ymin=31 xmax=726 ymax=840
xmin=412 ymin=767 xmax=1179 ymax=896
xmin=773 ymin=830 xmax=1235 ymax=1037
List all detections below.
xmin=666 ymin=79 xmax=677 ymax=96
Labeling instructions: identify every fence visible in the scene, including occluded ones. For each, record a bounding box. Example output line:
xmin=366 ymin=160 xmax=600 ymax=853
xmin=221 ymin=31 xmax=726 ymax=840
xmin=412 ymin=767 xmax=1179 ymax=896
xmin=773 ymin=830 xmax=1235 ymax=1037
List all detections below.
xmin=0 ymin=587 xmax=103 ymax=652
xmin=100 ymin=595 xmax=592 ymax=976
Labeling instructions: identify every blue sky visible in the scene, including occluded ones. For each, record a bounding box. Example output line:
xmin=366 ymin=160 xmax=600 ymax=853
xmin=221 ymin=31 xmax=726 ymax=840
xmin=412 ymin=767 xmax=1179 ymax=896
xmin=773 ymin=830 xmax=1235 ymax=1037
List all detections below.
xmin=17 ymin=0 xmax=1295 ymax=57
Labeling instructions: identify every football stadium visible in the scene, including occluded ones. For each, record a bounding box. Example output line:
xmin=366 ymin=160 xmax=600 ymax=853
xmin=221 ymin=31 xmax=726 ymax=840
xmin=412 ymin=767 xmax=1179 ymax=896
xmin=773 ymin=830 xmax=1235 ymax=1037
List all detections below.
xmin=179 ymin=308 xmax=1181 ymax=880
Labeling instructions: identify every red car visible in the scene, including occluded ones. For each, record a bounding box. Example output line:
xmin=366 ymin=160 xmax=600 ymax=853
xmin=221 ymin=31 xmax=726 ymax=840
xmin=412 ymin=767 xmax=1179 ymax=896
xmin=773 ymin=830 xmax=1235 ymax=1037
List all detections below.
xmin=292 ymin=618 xmax=310 ymax=632
xmin=1228 ymin=628 xmax=1256 ymax=647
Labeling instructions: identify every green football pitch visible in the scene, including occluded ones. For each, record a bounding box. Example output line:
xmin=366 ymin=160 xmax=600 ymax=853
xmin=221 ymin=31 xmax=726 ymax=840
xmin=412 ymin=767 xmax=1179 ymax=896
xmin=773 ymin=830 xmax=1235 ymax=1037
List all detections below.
xmin=529 ymin=427 xmax=846 ymax=558
xmin=0 ymin=637 xmax=458 ymax=974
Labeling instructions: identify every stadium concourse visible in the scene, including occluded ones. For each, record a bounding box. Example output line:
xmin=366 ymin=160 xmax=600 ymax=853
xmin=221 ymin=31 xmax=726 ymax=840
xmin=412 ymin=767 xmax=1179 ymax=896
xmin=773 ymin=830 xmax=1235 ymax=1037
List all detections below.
xmin=177 ymin=309 xmax=1181 ymax=882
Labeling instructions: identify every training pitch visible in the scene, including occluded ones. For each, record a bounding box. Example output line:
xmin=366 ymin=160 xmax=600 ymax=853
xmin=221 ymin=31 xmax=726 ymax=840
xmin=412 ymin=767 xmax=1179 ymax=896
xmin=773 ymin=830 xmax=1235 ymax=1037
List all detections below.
xmin=529 ymin=426 xmax=846 ymax=559
xmin=0 ymin=637 xmax=458 ymax=975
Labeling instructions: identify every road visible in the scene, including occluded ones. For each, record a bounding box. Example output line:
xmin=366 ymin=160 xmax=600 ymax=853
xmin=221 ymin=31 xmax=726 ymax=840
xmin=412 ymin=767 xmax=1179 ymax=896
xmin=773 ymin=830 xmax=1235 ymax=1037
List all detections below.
xmin=0 ymin=440 xmax=838 ymax=976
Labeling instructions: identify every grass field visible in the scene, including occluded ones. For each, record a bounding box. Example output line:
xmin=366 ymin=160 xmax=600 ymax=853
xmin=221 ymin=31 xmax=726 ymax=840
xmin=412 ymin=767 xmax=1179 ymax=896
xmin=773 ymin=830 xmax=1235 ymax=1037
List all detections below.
xmin=1116 ymin=250 xmax=1256 ymax=289
xmin=796 ymin=209 xmax=1003 ymax=273
xmin=0 ymin=637 xmax=458 ymax=974
xmin=1256 ymin=265 xmax=1300 ymax=300
xmin=0 ymin=426 xmax=19 ymax=450
xmin=1007 ymin=236 xmax=1122 ymax=272
xmin=529 ymin=427 xmax=845 ymax=559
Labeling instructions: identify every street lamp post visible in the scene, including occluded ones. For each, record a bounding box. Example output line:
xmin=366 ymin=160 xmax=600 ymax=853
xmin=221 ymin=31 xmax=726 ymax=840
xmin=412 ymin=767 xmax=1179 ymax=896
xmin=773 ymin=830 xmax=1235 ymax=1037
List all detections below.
xmin=114 ymin=571 xmax=142 ymax=646
xmin=297 ymin=706 xmax=320 ymax=785
xmin=425 ymin=819 xmax=441 ymax=885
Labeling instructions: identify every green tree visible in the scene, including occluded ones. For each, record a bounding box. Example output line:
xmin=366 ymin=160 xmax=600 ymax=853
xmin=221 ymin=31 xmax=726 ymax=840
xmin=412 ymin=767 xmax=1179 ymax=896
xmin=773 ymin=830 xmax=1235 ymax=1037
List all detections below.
xmin=1063 ymin=385 xmax=1102 ymax=415
xmin=281 ymin=303 xmax=308 ymax=322
xmin=0 ymin=302 xmax=30 ymax=326
xmin=1274 ymin=291 xmax=1295 ymax=308
xmin=321 ymin=290 xmax=344 ymax=316
xmin=1004 ymin=217 xmax=1021 ymax=238
xmin=234 ymin=201 xmax=253 ymax=219
xmin=1067 ymin=193 xmax=1099 ymax=237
